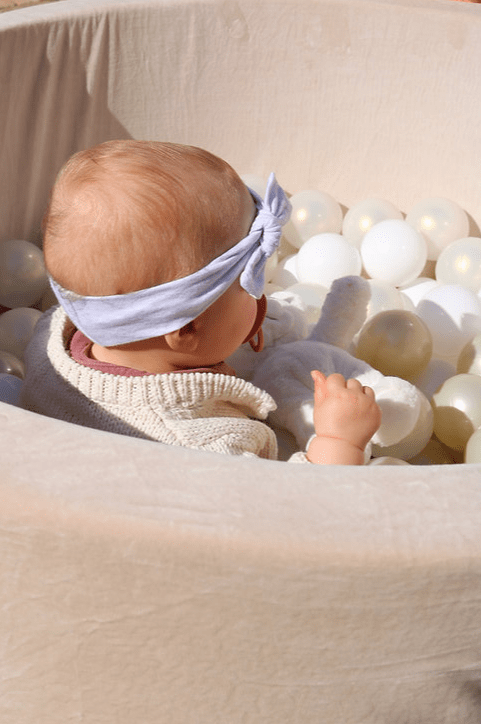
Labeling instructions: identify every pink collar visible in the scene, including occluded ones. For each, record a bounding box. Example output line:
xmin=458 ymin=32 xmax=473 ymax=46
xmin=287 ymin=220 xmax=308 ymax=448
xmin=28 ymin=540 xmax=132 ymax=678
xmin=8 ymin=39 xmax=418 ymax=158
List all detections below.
xmin=70 ymin=331 xmax=236 ymax=377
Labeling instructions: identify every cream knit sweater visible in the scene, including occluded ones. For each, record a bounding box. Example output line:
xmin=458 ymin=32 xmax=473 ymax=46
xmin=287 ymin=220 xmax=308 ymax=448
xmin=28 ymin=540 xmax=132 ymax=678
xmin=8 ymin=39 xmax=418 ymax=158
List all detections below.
xmin=21 ymin=307 xmax=308 ymax=462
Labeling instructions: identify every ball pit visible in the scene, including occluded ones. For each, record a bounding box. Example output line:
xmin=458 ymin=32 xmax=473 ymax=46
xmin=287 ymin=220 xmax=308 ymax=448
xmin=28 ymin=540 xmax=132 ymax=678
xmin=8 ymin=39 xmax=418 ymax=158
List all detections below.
xmin=2 ymin=1 xmax=481 ymax=723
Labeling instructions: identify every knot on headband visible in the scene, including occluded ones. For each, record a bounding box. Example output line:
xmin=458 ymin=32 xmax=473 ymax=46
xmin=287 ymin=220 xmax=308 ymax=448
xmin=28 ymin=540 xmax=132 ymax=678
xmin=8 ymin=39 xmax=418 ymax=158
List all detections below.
xmin=49 ymin=172 xmax=291 ymax=346
xmin=240 ymin=173 xmax=292 ymax=298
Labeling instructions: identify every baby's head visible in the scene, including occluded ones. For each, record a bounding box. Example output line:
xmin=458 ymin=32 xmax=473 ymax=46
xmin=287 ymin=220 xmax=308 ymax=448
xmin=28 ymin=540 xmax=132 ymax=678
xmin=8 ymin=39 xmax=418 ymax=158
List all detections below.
xmin=44 ymin=140 xmax=290 ymax=372
xmin=43 ymin=140 xmax=256 ymax=296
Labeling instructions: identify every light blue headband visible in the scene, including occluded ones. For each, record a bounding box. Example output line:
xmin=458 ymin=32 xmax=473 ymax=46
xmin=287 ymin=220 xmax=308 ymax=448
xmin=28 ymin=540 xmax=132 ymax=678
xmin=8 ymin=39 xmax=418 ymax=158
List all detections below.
xmin=49 ymin=173 xmax=291 ymax=346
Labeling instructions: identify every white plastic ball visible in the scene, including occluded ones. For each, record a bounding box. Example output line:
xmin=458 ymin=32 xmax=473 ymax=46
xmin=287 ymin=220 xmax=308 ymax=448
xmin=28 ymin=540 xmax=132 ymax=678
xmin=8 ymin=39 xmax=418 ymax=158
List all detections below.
xmin=400 ymin=294 xmax=416 ymax=314
xmin=371 ymin=389 xmax=433 ymax=461
xmin=264 ymin=250 xmax=279 ymax=284
xmin=277 ymin=236 xmax=297 ymax=262
xmin=360 ymin=219 xmax=427 ymax=286
xmin=0 ymin=307 xmax=43 ymax=360
xmin=296 ymin=233 xmax=362 ymax=288
xmin=400 ymin=277 xmax=439 ymax=307
xmin=405 ymin=197 xmax=470 ymax=260
xmin=364 ymin=279 xmax=406 ymax=322
xmin=0 ymin=239 xmax=48 ymax=308
xmin=457 ymin=333 xmax=481 ymax=376
xmin=286 ymin=283 xmax=328 ymax=326
xmin=342 ymin=198 xmax=403 ymax=248
xmin=270 ymin=254 xmax=299 ymax=288
xmin=435 ymin=237 xmax=481 ymax=293
xmin=0 ymin=373 xmax=23 ymax=406
xmin=283 ymin=190 xmax=343 ymax=248
xmin=411 ymin=357 xmax=456 ymax=400
xmin=0 ymin=350 xmax=24 ymax=378
xmin=372 ymin=385 xmax=425 ymax=449
xmin=416 ymin=284 xmax=481 ymax=359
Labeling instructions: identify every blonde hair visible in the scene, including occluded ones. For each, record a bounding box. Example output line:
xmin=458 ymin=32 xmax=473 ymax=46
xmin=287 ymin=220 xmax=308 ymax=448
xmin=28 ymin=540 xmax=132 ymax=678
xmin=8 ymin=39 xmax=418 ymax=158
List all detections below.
xmin=43 ymin=140 xmax=252 ymax=295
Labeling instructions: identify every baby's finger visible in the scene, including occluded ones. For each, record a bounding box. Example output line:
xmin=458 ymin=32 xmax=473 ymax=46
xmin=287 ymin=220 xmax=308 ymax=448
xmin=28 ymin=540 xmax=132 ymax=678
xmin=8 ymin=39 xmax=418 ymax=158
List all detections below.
xmin=346 ymin=378 xmax=363 ymax=391
xmin=325 ymin=373 xmax=348 ymax=391
xmin=362 ymin=385 xmax=376 ymax=399
xmin=311 ymin=370 xmax=328 ymax=402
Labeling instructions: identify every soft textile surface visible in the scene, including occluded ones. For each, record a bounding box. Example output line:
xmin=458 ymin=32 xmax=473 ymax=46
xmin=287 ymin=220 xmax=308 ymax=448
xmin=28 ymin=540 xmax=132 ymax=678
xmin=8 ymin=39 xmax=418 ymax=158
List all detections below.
xmin=1 ymin=402 xmax=481 ymax=723
xmin=2 ymin=0 xmax=481 ymax=242
xmin=1 ymin=0 xmax=481 ymax=722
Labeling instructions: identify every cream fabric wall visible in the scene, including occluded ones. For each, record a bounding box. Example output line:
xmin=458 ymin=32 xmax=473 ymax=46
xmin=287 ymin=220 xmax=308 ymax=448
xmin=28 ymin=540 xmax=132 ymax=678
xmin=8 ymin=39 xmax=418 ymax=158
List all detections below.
xmin=2 ymin=0 xmax=481 ymax=241
xmin=1 ymin=1 xmax=481 ymax=722
xmin=2 ymin=402 xmax=481 ymax=723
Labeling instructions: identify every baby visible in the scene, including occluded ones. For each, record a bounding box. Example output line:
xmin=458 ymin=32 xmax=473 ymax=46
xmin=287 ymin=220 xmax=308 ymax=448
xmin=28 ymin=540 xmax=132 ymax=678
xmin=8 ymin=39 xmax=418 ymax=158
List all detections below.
xmin=22 ymin=140 xmax=381 ymax=464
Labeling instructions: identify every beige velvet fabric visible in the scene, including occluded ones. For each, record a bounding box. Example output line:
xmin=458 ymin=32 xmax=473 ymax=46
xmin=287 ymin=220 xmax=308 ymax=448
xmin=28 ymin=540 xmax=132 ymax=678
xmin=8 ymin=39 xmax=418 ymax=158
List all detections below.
xmin=1 ymin=0 xmax=481 ymax=721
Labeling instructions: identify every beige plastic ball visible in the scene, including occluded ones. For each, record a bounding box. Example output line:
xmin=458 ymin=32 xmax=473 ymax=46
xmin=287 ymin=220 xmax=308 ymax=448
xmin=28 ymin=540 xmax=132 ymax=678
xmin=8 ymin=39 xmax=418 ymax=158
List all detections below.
xmin=405 ymin=197 xmax=469 ymax=261
xmin=432 ymin=373 xmax=481 ymax=451
xmin=368 ymin=456 xmax=411 ymax=466
xmin=408 ymin=437 xmax=457 ymax=465
xmin=355 ymin=309 xmax=433 ymax=380
xmin=457 ymin=333 xmax=481 ymax=376
xmin=0 ymin=239 xmax=48 ymax=308
xmin=0 ymin=350 xmax=25 ymax=379
xmin=283 ymin=189 xmax=343 ymax=248
xmin=465 ymin=429 xmax=481 ymax=464
xmin=435 ymin=237 xmax=481 ymax=293
xmin=0 ymin=307 xmax=43 ymax=360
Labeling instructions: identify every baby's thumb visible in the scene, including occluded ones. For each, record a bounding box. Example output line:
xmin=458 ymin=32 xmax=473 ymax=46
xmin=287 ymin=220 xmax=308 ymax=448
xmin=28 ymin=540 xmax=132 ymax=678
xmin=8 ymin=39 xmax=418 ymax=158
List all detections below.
xmin=311 ymin=370 xmax=327 ymax=403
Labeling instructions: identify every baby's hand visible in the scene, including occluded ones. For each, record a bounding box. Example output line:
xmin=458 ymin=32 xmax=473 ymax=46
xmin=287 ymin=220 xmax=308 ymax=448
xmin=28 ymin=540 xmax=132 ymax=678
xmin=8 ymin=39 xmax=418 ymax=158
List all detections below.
xmin=308 ymin=371 xmax=382 ymax=464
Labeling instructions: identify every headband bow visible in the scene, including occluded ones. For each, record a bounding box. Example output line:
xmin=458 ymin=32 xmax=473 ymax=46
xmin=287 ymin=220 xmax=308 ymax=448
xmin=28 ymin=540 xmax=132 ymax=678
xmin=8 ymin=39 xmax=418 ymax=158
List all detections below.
xmin=240 ymin=173 xmax=291 ymax=298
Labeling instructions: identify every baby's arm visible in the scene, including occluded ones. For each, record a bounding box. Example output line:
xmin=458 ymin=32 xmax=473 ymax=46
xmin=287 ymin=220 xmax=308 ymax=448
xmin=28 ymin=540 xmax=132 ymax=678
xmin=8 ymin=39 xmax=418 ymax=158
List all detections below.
xmin=307 ymin=371 xmax=382 ymax=465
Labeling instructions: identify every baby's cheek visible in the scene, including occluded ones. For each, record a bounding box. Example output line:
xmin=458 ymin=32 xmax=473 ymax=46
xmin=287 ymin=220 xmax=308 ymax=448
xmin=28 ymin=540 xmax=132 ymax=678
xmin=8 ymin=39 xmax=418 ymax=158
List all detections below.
xmin=249 ymin=297 xmax=259 ymax=323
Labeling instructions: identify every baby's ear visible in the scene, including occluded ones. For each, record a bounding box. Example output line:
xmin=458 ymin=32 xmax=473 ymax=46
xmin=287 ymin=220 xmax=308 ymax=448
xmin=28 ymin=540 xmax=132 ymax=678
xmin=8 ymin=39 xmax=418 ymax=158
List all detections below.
xmin=164 ymin=321 xmax=199 ymax=352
